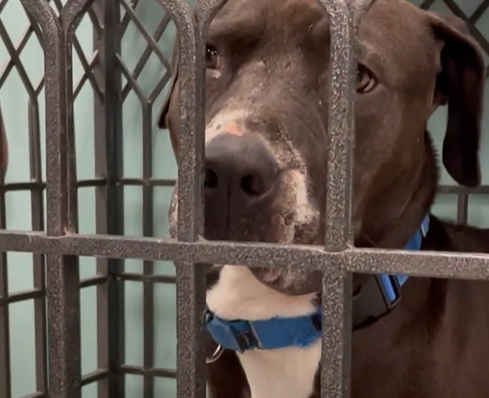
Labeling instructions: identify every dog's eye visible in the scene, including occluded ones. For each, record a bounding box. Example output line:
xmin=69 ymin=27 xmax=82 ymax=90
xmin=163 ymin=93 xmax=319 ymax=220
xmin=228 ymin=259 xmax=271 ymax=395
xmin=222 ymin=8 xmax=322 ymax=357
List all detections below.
xmin=356 ymin=64 xmax=376 ymax=93
xmin=205 ymin=44 xmax=220 ymax=69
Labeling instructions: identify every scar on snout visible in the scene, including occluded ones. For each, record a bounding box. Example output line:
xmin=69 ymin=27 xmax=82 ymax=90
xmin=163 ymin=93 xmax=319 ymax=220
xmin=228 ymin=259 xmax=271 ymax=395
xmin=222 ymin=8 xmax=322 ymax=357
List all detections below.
xmin=223 ymin=121 xmax=243 ymax=136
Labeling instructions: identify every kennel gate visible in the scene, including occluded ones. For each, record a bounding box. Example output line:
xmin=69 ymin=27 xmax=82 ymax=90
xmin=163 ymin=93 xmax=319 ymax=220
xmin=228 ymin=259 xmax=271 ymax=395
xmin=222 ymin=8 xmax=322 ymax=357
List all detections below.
xmin=0 ymin=0 xmax=488 ymax=397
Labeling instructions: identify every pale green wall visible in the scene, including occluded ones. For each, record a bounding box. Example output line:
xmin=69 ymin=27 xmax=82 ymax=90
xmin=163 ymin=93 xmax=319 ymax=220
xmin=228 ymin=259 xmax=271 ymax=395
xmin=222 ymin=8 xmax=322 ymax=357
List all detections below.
xmin=3 ymin=0 xmax=489 ymax=397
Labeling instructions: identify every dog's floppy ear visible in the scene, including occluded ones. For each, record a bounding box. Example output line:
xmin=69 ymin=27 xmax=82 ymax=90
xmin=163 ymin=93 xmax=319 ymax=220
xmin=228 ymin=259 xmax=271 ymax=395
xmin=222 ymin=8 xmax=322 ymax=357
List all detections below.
xmin=157 ymin=37 xmax=180 ymax=157
xmin=427 ymin=13 xmax=484 ymax=187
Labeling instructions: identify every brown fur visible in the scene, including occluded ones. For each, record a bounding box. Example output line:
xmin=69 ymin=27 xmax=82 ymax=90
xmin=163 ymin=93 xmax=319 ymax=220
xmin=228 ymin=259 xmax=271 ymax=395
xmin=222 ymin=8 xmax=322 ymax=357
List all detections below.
xmin=157 ymin=0 xmax=488 ymax=396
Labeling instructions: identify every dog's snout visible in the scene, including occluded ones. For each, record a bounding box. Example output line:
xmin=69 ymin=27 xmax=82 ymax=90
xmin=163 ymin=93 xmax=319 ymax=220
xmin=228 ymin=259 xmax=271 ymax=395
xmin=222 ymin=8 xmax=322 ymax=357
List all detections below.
xmin=204 ymin=133 xmax=279 ymax=199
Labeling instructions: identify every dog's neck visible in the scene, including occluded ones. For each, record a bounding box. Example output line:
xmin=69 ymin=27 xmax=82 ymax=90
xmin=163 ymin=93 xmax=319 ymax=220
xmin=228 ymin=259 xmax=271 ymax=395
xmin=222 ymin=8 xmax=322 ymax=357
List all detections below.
xmin=207 ymin=266 xmax=321 ymax=398
xmin=205 ymin=132 xmax=439 ymax=398
xmin=355 ymin=132 xmax=438 ymax=249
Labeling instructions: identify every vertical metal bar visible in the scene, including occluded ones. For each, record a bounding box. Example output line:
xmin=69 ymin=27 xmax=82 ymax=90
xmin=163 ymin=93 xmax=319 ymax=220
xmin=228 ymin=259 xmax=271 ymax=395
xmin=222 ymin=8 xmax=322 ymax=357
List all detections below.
xmin=142 ymin=104 xmax=155 ymax=398
xmin=457 ymin=193 xmax=469 ymax=224
xmin=45 ymin=252 xmax=81 ymax=398
xmin=30 ymin=5 xmax=68 ymax=239
xmin=175 ymin=261 xmax=207 ymax=398
xmin=28 ymin=101 xmax=48 ymax=396
xmin=0 ymin=103 xmax=10 ymax=398
xmin=63 ymin=27 xmax=80 ymax=239
xmin=92 ymin=1 xmax=111 ymax=397
xmin=164 ymin=0 xmax=204 ymax=243
xmin=317 ymin=0 xmax=372 ymax=396
xmin=92 ymin=0 xmax=126 ymax=396
xmin=319 ymin=0 xmax=356 ymax=252
xmin=159 ymin=0 xmax=229 ymax=396
xmin=320 ymin=263 xmax=352 ymax=398
xmin=0 ymin=256 xmax=10 ymax=398
xmin=0 ymin=185 xmax=10 ymax=398
xmin=317 ymin=0 xmax=355 ymax=394
xmin=21 ymin=2 xmax=81 ymax=398
xmin=159 ymin=0 xmax=232 ymax=396
xmin=152 ymin=1 xmax=204 ymax=397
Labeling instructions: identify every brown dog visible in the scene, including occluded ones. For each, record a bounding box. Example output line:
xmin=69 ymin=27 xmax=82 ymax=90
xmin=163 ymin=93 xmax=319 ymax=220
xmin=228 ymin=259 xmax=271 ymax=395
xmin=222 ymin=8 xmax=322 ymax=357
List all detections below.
xmin=157 ymin=0 xmax=489 ymax=396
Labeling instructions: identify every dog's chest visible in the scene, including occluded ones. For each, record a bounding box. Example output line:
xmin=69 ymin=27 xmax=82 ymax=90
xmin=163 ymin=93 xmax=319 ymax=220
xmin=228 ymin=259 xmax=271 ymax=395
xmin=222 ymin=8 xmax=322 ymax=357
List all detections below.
xmin=207 ymin=266 xmax=321 ymax=398
xmin=238 ymin=342 xmax=321 ymax=398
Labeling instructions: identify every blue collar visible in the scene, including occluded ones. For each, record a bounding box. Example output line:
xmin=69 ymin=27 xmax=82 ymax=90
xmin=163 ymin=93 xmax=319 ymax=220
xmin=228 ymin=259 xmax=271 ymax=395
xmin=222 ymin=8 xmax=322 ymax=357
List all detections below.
xmin=205 ymin=215 xmax=430 ymax=353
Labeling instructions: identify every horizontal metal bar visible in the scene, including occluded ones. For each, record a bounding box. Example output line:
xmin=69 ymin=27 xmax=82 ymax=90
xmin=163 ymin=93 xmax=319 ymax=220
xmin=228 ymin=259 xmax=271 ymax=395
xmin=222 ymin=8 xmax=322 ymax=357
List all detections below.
xmin=81 ymin=369 xmax=109 ymax=385
xmin=0 ymin=278 xmax=109 ymax=305
xmin=0 ymin=231 xmax=487 ymax=280
xmin=0 ymin=178 xmax=176 ymax=192
xmin=119 ymin=365 xmax=176 ymax=378
xmin=0 ymin=181 xmax=486 ymax=194
xmin=3 ymin=288 xmax=43 ymax=304
xmin=121 ymin=273 xmax=176 ymax=284
xmin=80 ymin=275 xmax=108 ymax=288
xmin=18 ymin=393 xmax=45 ymax=398
xmin=437 ymin=185 xmax=489 ymax=195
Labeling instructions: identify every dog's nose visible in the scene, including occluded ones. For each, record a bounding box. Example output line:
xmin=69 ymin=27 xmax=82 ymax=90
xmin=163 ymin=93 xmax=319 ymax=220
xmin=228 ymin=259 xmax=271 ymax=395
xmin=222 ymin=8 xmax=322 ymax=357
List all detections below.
xmin=204 ymin=133 xmax=279 ymax=200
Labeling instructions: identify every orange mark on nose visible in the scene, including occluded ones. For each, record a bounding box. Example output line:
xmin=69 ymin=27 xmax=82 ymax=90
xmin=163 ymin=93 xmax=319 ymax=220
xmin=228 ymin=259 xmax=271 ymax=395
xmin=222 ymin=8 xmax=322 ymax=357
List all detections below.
xmin=223 ymin=122 xmax=243 ymax=136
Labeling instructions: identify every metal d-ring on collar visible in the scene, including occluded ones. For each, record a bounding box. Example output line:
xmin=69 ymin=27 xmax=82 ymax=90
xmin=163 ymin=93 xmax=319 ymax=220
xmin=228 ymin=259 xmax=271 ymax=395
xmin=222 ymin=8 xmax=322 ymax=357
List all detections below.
xmin=206 ymin=343 xmax=224 ymax=364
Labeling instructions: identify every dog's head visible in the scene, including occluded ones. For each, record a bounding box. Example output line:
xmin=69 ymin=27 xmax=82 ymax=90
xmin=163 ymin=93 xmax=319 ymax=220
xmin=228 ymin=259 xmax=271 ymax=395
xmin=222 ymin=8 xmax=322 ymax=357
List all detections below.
xmin=158 ymin=0 xmax=484 ymax=294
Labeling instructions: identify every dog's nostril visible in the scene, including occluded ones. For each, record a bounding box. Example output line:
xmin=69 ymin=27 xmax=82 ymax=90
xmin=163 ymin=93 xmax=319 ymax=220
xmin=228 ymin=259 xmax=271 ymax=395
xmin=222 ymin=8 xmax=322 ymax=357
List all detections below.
xmin=204 ymin=134 xmax=279 ymax=200
xmin=204 ymin=169 xmax=219 ymax=189
xmin=240 ymin=174 xmax=263 ymax=196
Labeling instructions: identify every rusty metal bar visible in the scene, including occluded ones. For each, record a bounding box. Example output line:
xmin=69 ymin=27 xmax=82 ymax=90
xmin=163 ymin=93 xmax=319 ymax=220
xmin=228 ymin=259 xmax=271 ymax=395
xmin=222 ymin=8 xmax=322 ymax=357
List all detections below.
xmin=314 ymin=0 xmax=356 ymax=392
xmin=27 ymin=99 xmax=48 ymax=396
xmin=158 ymin=0 xmax=204 ymax=243
xmin=456 ymin=193 xmax=469 ymax=224
xmin=174 ymin=260 xmax=207 ymax=398
xmin=142 ymin=104 xmax=155 ymax=398
xmin=43 ymin=250 xmax=80 ymax=398
xmin=0 ymin=103 xmax=10 ymax=398
xmin=469 ymin=0 xmax=489 ymax=24
xmin=20 ymin=1 xmax=84 ymax=397
xmin=119 ymin=364 xmax=176 ymax=378
xmin=319 ymin=0 xmax=356 ymax=252
xmin=148 ymin=0 xmax=234 ymax=394
xmin=1 ymin=179 xmax=486 ymax=193
xmin=321 ymin=265 xmax=352 ymax=398
xmin=17 ymin=393 xmax=45 ymax=398
xmin=0 ymin=230 xmax=487 ymax=280
xmin=0 ymin=227 xmax=10 ymax=398
xmin=152 ymin=0 xmax=208 ymax=396
xmin=92 ymin=1 xmax=112 ymax=396
xmin=21 ymin=0 xmax=68 ymax=237
xmin=91 ymin=0 xmax=126 ymax=396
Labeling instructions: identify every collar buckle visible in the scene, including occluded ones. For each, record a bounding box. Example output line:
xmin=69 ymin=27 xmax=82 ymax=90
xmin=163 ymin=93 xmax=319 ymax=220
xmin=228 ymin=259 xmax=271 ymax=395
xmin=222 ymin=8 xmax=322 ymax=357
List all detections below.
xmin=205 ymin=309 xmax=262 ymax=353
xmin=234 ymin=326 xmax=261 ymax=352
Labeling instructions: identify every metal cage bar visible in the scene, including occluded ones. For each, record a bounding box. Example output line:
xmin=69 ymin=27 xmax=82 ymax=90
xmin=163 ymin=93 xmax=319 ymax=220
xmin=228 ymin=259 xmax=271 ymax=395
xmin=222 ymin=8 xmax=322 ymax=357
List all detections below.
xmin=0 ymin=175 xmax=10 ymax=398
xmin=93 ymin=0 xmax=127 ymax=396
xmin=27 ymin=98 xmax=49 ymax=398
